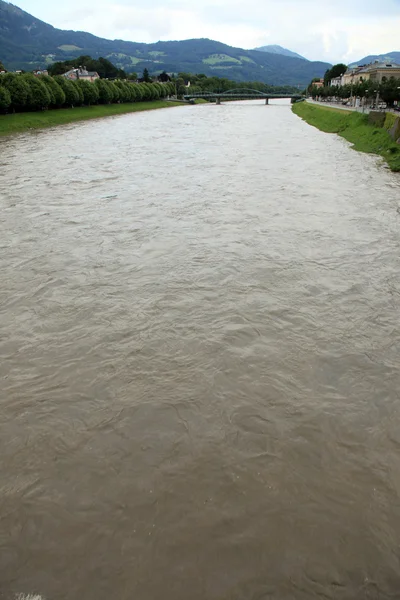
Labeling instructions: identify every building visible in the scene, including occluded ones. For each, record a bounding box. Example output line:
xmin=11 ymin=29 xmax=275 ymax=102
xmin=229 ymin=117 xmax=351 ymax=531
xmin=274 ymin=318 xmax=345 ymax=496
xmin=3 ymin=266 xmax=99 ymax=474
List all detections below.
xmin=330 ymin=75 xmax=343 ymax=87
xmin=342 ymin=61 xmax=400 ymax=86
xmin=363 ymin=62 xmax=400 ymax=83
xmin=33 ymin=69 xmax=49 ymax=77
xmin=342 ymin=66 xmax=365 ymax=86
xmin=313 ymin=78 xmax=324 ymax=89
xmin=62 ymin=67 xmax=99 ymax=82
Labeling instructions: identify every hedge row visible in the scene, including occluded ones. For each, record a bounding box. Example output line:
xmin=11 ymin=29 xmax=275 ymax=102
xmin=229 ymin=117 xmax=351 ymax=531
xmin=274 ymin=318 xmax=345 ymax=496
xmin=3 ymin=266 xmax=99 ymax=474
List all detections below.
xmin=0 ymin=73 xmax=176 ymax=113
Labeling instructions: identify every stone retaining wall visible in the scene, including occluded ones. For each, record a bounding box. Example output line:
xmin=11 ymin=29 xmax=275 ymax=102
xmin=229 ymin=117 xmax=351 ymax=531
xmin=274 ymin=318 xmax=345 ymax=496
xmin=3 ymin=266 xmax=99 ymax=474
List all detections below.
xmin=369 ymin=111 xmax=400 ymax=143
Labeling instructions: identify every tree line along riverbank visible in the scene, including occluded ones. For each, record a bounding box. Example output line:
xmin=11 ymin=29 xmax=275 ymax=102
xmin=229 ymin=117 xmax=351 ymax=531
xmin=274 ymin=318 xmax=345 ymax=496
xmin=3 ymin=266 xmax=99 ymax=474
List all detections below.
xmin=0 ymin=74 xmax=184 ymax=136
xmin=0 ymin=73 xmax=176 ymax=114
xmin=292 ymin=101 xmax=400 ymax=172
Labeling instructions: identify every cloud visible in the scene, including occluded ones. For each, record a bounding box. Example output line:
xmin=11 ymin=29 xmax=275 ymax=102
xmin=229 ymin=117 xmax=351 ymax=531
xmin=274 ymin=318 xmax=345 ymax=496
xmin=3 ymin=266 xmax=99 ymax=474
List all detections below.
xmin=15 ymin=0 xmax=400 ymax=63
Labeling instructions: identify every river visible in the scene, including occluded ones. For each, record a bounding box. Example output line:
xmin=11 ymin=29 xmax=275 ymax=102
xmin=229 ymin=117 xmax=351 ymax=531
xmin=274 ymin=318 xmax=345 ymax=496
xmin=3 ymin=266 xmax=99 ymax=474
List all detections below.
xmin=1 ymin=100 xmax=400 ymax=600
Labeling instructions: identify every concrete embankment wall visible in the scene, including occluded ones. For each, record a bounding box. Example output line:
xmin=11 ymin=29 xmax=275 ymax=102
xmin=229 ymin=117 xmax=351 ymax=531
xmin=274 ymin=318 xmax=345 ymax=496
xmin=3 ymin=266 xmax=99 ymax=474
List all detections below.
xmin=369 ymin=111 xmax=400 ymax=143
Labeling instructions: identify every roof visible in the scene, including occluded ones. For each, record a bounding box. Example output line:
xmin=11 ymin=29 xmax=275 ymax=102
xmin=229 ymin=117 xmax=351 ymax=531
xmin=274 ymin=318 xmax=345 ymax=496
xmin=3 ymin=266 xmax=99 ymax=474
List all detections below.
xmin=359 ymin=62 xmax=400 ymax=73
xmin=63 ymin=68 xmax=99 ymax=78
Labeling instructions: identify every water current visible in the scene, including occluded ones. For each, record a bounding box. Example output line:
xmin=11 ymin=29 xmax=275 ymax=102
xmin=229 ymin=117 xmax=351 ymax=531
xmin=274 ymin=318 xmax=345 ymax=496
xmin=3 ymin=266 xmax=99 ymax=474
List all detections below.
xmin=1 ymin=100 xmax=400 ymax=600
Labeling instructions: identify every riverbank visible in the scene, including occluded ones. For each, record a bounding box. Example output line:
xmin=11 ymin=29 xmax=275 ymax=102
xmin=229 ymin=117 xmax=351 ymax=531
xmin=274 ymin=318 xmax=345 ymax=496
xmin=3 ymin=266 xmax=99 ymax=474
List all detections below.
xmin=0 ymin=100 xmax=182 ymax=137
xmin=292 ymin=101 xmax=400 ymax=172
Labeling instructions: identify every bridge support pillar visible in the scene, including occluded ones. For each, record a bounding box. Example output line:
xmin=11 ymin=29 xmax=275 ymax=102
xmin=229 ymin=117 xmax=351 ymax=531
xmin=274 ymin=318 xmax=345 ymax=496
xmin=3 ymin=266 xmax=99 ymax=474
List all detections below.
xmin=265 ymin=98 xmax=269 ymax=105
xmin=216 ymin=97 xmax=221 ymax=105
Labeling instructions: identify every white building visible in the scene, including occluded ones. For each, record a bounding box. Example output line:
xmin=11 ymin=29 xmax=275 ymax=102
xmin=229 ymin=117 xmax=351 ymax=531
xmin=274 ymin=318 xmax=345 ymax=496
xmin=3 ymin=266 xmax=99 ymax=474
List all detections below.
xmin=63 ymin=67 xmax=99 ymax=82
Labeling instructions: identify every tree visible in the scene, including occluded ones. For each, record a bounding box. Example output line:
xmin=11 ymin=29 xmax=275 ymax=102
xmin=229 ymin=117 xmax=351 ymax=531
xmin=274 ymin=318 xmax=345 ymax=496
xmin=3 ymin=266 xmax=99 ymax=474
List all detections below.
xmin=124 ymin=82 xmax=138 ymax=102
xmin=41 ymin=78 xmax=56 ymax=105
xmin=133 ymin=84 xmax=144 ymax=101
xmin=54 ymin=76 xmax=80 ymax=106
xmin=137 ymin=83 xmax=150 ymax=100
xmin=175 ymin=77 xmax=186 ymax=97
xmin=144 ymin=83 xmax=158 ymax=99
xmin=114 ymin=80 xmax=128 ymax=102
xmin=97 ymin=57 xmax=126 ymax=79
xmin=324 ymin=63 xmax=347 ymax=86
xmin=49 ymin=56 xmax=126 ymax=80
xmin=153 ymin=82 xmax=166 ymax=97
xmin=71 ymin=80 xmax=84 ymax=105
xmin=22 ymin=74 xmax=51 ymax=110
xmin=95 ymin=78 xmax=112 ymax=103
xmin=380 ymin=77 xmax=400 ymax=106
xmin=76 ymin=79 xmax=99 ymax=105
xmin=107 ymin=81 xmax=120 ymax=103
xmin=127 ymin=72 xmax=138 ymax=81
xmin=0 ymin=86 xmax=11 ymax=110
xmin=145 ymin=83 xmax=158 ymax=99
xmin=142 ymin=68 xmax=151 ymax=83
xmin=39 ymin=76 xmax=66 ymax=107
xmin=0 ymin=72 xmax=30 ymax=111
xmin=48 ymin=61 xmax=74 ymax=76
xmin=165 ymin=82 xmax=175 ymax=96
xmin=0 ymin=60 xmax=6 ymax=72
xmin=158 ymin=71 xmax=170 ymax=82
xmin=115 ymin=81 xmax=137 ymax=102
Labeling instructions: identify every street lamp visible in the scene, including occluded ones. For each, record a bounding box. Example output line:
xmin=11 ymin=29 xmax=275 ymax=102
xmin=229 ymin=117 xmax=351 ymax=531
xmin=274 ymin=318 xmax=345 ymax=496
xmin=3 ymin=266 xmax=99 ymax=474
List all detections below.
xmin=374 ymin=89 xmax=379 ymax=110
xmin=364 ymin=89 xmax=369 ymax=111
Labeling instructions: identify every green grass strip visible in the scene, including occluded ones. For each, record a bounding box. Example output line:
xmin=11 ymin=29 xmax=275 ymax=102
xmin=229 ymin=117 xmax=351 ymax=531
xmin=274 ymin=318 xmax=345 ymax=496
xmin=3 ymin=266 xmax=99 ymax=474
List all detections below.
xmin=292 ymin=102 xmax=400 ymax=172
xmin=0 ymin=101 xmax=182 ymax=137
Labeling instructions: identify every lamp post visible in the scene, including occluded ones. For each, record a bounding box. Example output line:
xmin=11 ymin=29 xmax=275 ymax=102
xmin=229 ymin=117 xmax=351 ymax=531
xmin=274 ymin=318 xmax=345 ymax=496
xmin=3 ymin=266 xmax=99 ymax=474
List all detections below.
xmin=364 ymin=90 xmax=369 ymax=112
xmin=374 ymin=88 xmax=380 ymax=110
xmin=350 ymin=75 xmax=354 ymax=106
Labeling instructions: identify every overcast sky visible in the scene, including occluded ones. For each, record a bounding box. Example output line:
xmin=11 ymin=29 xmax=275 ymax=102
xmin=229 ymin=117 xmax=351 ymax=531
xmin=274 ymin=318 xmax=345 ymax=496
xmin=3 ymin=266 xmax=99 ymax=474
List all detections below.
xmin=14 ymin=0 xmax=400 ymax=64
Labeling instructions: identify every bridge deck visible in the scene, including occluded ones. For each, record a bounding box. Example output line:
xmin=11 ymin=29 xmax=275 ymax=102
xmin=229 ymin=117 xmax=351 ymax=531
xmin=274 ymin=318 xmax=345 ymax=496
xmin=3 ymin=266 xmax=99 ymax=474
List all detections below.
xmin=183 ymin=90 xmax=303 ymax=101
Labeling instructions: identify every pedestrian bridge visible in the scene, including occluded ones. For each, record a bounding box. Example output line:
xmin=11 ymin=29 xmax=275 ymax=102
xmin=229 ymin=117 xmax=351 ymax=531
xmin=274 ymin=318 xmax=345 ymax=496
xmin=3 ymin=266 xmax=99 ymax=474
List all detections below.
xmin=183 ymin=88 xmax=304 ymax=104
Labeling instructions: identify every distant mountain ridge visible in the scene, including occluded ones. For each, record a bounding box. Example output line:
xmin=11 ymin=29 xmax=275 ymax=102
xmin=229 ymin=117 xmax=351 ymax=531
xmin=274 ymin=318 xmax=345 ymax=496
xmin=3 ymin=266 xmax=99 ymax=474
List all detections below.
xmin=253 ymin=45 xmax=306 ymax=61
xmin=349 ymin=51 xmax=400 ymax=67
xmin=0 ymin=0 xmax=331 ymax=86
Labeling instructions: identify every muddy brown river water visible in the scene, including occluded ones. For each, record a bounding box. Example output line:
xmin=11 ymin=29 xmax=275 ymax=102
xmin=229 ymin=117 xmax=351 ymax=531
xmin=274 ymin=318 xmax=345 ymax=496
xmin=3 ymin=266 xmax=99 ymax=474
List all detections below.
xmin=1 ymin=100 xmax=400 ymax=600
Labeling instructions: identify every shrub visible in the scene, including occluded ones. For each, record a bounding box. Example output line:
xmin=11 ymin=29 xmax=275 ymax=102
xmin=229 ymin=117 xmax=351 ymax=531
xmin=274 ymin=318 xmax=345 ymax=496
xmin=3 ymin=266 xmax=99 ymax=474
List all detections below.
xmin=95 ymin=79 xmax=112 ymax=104
xmin=76 ymin=79 xmax=99 ymax=105
xmin=40 ymin=76 xmax=66 ymax=107
xmin=71 ymin=80 xmax=84 ymax=105
xmin=0 ymin=86 xmax=11 ymax=110
xmin=54 ymin=76 xmax=80 ymax=106
xmin=22 ymin=74 xmax=51 ymax=110
xmin=107 ymin=81 xmax=120 ymax=103
xmin=0 ymin=73 xmax=30 ymax=111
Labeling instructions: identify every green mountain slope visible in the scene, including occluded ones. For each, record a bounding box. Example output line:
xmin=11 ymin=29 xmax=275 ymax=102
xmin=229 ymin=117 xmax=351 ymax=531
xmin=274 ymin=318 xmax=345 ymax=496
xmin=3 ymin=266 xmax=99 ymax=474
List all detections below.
xmin=349 ymin=52 xmax=400 ymax=67
xmin=0 ymin=1 xmax=331 ymax=85
xmin=253 ymin=45 xmax=306 ymax=60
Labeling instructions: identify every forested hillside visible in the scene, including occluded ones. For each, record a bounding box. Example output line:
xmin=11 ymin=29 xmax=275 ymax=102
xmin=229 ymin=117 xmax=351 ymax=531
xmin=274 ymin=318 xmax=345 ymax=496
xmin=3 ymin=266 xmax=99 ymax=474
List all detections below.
xmin=0 ymin=0 xmax=331 ymax=86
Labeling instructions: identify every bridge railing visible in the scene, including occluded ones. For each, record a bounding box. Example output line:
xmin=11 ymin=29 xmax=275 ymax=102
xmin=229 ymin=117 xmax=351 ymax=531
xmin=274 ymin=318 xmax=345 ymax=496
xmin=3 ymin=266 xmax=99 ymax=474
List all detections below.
xmin=184 ymin=89 xmax=303 ymax=99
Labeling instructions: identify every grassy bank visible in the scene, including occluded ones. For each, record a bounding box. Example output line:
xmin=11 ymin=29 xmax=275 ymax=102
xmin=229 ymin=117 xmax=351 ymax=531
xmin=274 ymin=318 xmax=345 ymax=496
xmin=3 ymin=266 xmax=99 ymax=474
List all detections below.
xmin=292 ymin=102 xmax=400 ymax=172
xmin=0 ymin=100 xmax=182 ymax=137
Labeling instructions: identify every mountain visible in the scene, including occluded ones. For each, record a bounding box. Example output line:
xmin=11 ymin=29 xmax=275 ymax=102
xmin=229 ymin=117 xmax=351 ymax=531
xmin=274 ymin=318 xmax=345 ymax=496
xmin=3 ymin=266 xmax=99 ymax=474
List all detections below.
xmin=253 ymin=45 xmax=306 ymax=61
xmin=0 ymin=0 xmax=331 ymax=86
xmin=349 ymin=52 xmax=400 ymax=67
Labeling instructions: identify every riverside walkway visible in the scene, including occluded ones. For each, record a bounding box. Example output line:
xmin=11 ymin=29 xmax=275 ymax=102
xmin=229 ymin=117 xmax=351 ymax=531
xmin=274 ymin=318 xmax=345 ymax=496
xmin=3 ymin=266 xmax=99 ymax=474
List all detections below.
xmin=306 ymin=99 xmax=372 ymax=114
